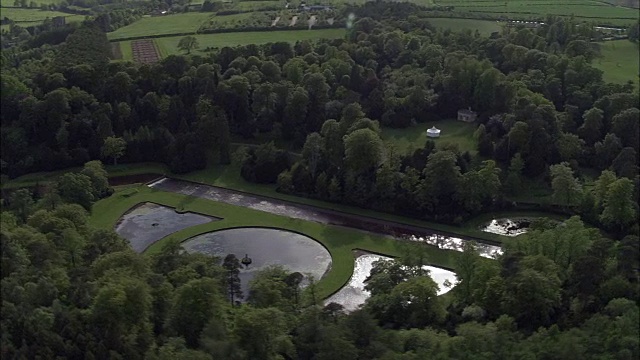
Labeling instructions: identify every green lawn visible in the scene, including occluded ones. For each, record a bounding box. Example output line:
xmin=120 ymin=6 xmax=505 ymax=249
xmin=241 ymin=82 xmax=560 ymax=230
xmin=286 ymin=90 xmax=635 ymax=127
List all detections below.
xmin=593 ymin=40 xmax=640 ymax=88
xmin=381 ymin=119 xmax=479 ymax=155
xmin=89 ymin=185 xmax=462 ymax=299
xmin=107 ymin=12 xmax=213 ymax=40
xmin=426 ymin=17 xmax=504 ymax=35
xmin=154 ymin=28 xmax=346 ymax=57
xmin=0 ymin=7 xmax=84 ymax=22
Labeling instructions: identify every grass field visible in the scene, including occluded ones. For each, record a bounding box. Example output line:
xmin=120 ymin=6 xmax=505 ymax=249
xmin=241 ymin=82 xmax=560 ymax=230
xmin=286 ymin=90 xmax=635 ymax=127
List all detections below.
xmin=432 ymin=0 xmax=639 ymax=25
xmin=89 ymin=184 xmax=463 ymax=300
xmin=593 ymin=40 xmax=640 ymax=87
xmin=0 ymin=0 xmax=69 ymax=5
xmin=107 ymin=12 xmax=213 ymax=40
xmin=119 ymin=40 xmax=133 ymax=61
xmin=381 ymin=119 xmax=479 ymax=155
xmin=0 ymin=7 xmax=84 ymax=22
xmin=153 ymin=28 xmax=346 ymax=57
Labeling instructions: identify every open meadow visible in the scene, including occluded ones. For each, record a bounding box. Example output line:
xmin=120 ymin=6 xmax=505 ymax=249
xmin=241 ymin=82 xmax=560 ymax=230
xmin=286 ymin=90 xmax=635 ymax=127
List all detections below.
xmin=0 ymin=7 xmax=84 ymax=23
xmin=593 ymin=40 xmax=640 ymax=88
xmin=381 ymin=119 xmax=478 ymax=155
xmin=106 ymin=12 xmax=213 ymax=40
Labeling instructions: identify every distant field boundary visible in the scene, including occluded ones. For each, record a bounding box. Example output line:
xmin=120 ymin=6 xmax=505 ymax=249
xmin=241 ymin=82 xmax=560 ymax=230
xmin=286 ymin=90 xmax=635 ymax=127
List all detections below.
xmin=108 ymin=23 xmax=344 ymax=42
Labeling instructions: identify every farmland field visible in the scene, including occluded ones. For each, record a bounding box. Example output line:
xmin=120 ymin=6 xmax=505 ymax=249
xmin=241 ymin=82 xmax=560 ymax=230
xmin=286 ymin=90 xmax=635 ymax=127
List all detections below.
xmin=433 ymin=0 xmax=639 ymax=25
xmin=0 ymin=0 xmax=68 ymax=5
xmin=0 ymin=7 xmax=85 ymax=23
xmin=152 ymin=28 xmax=345 ymax=57
xmin=593 ymin=40 xmax=640 ymax=87
xmin=381 ymin=119 xmax=479 ymax=155
xmin=107 ymin=12 xmax=213 ymax=40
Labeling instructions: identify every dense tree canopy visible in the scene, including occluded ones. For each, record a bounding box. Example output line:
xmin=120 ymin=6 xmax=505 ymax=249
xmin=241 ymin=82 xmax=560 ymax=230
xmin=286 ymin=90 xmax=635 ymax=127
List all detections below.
xmin=0 ymin=3 xmax=638 ymax=359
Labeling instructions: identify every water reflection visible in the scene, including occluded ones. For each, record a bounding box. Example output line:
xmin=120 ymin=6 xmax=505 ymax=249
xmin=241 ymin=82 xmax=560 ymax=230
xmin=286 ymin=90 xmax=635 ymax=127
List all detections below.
xmin=325 ymin=253 xmax=457 ymax=312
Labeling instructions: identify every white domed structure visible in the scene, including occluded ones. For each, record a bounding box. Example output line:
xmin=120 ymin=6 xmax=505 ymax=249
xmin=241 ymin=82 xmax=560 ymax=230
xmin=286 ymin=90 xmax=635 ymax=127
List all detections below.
xmin=427 ymin=126 xmax=441 ymax=138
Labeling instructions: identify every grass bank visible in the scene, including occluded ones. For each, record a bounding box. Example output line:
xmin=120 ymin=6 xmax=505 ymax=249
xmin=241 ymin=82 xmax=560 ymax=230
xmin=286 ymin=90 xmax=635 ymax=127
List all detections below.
xmin=89 ymin=185 xmax=462 ymax=299
xmin=3 ymin=159 xmax=518 ymax=243
xmin=593 ymin=40 xmax=640 ymax=88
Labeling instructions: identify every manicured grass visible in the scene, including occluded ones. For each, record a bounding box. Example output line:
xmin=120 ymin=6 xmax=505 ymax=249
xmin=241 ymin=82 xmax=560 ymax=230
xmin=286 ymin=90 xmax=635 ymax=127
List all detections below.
xmin=593 ymin=40 xmax=640 ymax=88
xmin=107 ymin=12 xmax=213 ymax=40
xmin=380 ymin=119 xmax=479 ymax=155
xmin=426 ymin=17 xmax=503 ymax=35
xmin=0 ymin=7 xmax=84 ymax=22
xmin=89 ymin=185 xmax=462 ymax=299
xmin=154 ymin=28 xmax=345 ymax=56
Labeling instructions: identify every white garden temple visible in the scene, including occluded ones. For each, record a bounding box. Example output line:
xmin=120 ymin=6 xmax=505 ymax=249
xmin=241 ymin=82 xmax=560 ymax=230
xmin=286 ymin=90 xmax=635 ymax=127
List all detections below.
xmin=427 ymin=126 xmax=441 ymax=138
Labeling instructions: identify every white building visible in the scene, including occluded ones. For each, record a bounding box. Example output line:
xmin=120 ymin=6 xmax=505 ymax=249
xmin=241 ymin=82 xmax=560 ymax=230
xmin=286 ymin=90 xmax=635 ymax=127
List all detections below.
xmin=427 ymin=126 xmax=441 ymax=138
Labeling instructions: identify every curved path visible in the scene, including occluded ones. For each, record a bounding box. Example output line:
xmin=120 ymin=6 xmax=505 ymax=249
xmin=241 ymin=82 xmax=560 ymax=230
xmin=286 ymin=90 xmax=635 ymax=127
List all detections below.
xmin=148 ymin=177 xmax=502 ymax=258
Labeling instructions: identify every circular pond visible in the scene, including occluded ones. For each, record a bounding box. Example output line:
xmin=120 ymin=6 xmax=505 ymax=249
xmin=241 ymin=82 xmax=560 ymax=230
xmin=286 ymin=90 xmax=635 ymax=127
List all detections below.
xmin=182 ymin=227 xmax=332 ymax=298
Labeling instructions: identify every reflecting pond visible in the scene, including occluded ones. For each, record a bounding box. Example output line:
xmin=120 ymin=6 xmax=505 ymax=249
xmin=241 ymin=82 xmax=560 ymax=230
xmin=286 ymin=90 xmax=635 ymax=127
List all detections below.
xmin=182 ymin=227 xmax=332 ymax=298
xmin=115 ymin=202 xmax=217 ymax=253
xmin=325 ymin=253 xmax=457 ymax=312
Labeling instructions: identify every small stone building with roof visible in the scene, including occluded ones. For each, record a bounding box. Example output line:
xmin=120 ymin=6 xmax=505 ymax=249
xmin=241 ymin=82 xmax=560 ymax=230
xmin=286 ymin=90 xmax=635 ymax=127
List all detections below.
xmin=457 ymin=108 xmax=477 ymax=122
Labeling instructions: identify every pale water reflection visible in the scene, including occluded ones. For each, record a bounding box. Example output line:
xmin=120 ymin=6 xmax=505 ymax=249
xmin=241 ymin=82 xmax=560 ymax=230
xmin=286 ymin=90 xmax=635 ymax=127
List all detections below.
xmin=481 ymin=218 xmax=531 ymax=237
xmin=324 ymin=253 xmax=457 ymax=312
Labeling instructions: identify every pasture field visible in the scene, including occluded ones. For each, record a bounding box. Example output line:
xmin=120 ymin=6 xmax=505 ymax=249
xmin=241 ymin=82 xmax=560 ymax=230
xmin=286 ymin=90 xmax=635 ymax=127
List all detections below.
xmin=433 ymin=0 xmax=638 ymax=25
xmin=0 ymin=0 xmax=68 ymax=5
xmin=426 ymin=17 xmax=503 ymax=35
xmin=153 ymin=28 xmax=345 ymax=57
xmin=593 ymin=40 xmax=640 ymax=87
xmin=0 ymin=7 xmax=84 ymax=22
xmin=107 ymin=12 xmax=213 ymax=40
xmin=381 ymin=119 xmax=478 ymax=155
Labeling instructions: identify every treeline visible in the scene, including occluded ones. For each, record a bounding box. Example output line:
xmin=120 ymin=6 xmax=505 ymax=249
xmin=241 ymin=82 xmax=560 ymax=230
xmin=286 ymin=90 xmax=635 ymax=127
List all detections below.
xmin=1 ymin=177 xmax=638 ymax=358
xmin=1 ymin=3 xmax=638 ymax=228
